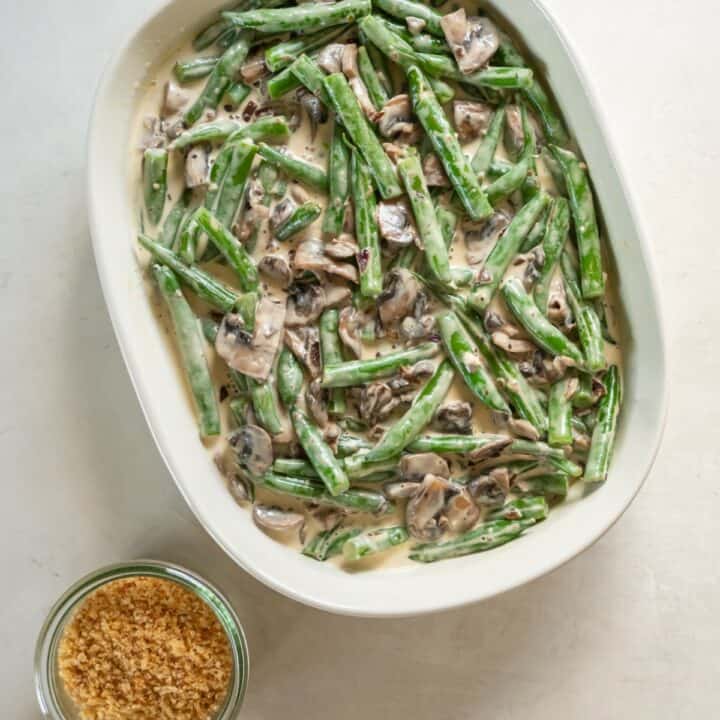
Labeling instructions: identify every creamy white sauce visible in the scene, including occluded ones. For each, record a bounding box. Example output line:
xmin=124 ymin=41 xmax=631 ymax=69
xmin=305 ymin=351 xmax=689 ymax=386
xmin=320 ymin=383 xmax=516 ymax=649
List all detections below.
xmin=130 ymin=10 xmax=624 ymax=571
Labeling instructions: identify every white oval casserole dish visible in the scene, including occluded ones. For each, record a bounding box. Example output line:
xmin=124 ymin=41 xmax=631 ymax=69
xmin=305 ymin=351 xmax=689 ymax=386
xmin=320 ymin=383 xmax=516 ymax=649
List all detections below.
xmin=88 ymin=0 xmax=667 ymax=617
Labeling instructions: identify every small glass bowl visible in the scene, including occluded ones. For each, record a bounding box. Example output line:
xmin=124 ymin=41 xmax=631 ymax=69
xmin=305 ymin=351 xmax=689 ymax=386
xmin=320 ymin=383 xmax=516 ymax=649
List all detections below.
xmin=35 ymin=560 xmax=249 ymax=719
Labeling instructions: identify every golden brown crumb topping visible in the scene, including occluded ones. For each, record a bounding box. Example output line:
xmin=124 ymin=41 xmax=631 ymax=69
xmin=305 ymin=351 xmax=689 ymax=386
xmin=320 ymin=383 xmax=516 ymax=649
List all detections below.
xmin=57 ymin=576 xmax=232 ymax=720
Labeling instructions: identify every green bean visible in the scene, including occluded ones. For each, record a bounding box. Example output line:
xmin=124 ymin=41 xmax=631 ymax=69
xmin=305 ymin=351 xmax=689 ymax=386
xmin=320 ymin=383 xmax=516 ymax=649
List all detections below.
xmin=160 ymin=190 xmax=191 ymax=248
xmin=363 ymin=39 xmax=394 ymax=95
xmin=350 ymin=151 xmax=384 ymax=298
xmin=427 ymin=76 xmax=455 ymax=104
xmin=184 ymin=34 xmax=252 ymax=126
xmin=303 ymin=525 xmax=362 ymax=561
xmin=374 ymin=0 xmax=444 ymax=37
xmin=138 ymin=235 xmax=241 ymax=312
xmin=267 ymin=65 xmax=303 ymax=98
xmin=320 ymin=309 xmax=347 ymax=417
xmin=343 ymin=452 xmax=399 ymax=480
xmin=291 ymin=406 xmax=349 ymax=496
xmin=407 ymin=65 xmax=492 ymax=222
xmin=336 ymin=433 xmax=373 ymax=457
xmin=548 ymin=377 xmax=575 ymax=447
xmin=194 ymin=206 xmax=259 ymax=292
xmin=509 ymin=439 xmax=582 ymax=477
xmin=377 ymin=17 xmax=449 ymax=55
xmin=561 ymin=253 xmax=607 ymax=373
xmin=229 ymin=396 xmax=251 ymax=427
xmin=225 ymin=82 xmax=251 ymax=108
xmin=468 ymin=192 xmax=550 ymax=312
xmin=173 ymin=56 xmax=219 ymax=84
xmin=265 ymin=25 xmax=347 ymax=72
xmin=323 ymin=121 xmax=351 ymax=237
xmin=485 ymin=156 xmax=531 ymax=207
xmin=226 ymin=116 xmax=293 ymax=145
xmin=257 ymin=143 xmax=329 ymax=192
xmin=514 ymin=473 xmax=569 ymax=498
xmin=406 ymin=433 xmax=511 ymax=455
xmin=247 ymin=377 xmax=284 ymax=435
xmin=584 ymin=366 xmax=621 ymax=484
xmin=277 ymin=347 xmax=305 ymax=408
xmin=289 ymin=54 xmax=332 ymax=105
xmin=549 ymin=144 xmax=605 ymax=299
xmin=364 ymin=359 xmax=455 ymax=462
xmin=501 ymin=277 xmax=585 ymax=367
xmin=151 ymin=265 xmax=220 ymax=437
xmin=396 ymin=148 xmax=452 ymax=284
xmin=489 ymin=497 xmax=549 ymax=522
xmin=529 ymin=200 xmax=567 ymax=310
xmin=415 ymin=53 xmax=534 ymax=89
xmin=357 ymin=45 xmax=389 ymax=109
xmin=321 ymin=341 xmax=440 ymax=388
xmin=572 ymin=373 xmax=597 ymax=410
xmin=452 ymin=303 xmax=549 ymax=433
xmin=343 ymin=526 xmax=409 ymax=561
xmin=409 ymin=518 xmax=535 ymax=563
xmin=170 ymin=119 xmax=242 ymax=150
xmin=273 ymin=458 xmax=319 ymax=478
xmin=257 ymin=472 xmax=388 ymax=513
xmin=274 ymin=202 xmax=322 ymax=241
xmin=496 ymin=37 xmax=569 ymax=147
xmin=213 ymin=138 xmax=258 ymax=229
xmin=437 ymin=310 xmax=510 ymax=413
xmin=519 ymin=205 xmax=549 ymax=255
xmin=323 ymin=72 xmax=402 ymax=199
xmin=471 ymin=102 xmax=505 ymax=176
xmin=143 ymin=149 xmax=168 ymax=225
xmin=224 ymin=0 xmax=371 ymax=34
xmin=193 ymin=19 xmax=232 ymax=52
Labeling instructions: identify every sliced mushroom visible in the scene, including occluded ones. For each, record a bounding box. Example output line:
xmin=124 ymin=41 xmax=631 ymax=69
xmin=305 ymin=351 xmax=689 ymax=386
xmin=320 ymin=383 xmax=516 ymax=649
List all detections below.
xmin=298 ymin=88 xmax=328 ymax=140
xmin=377 ymin=269 xmax=420 ymax=326
xmin=508 ymin=417 xmax=541 ymax=441
xmin=453 ymin=100 xmax=492 ymax=143
xmin=422 ymin=152 xmax=450 ymax=187
xmin=325 ymin=234 xmax=358 ymax=259
xmin=286 ymin=282 xmax=326 ymax=326
xmin=285 ymin=326 xmax=322 ymax=377
xmin=467 ymin=435 xmax=513 ymax=463
xmin=342 ymin=44 xmax=378 ymax=119
xmin=464 ymin=211 xmax=510 ymax=265
xmin=240 ymin=53 xmax=268 ymax=83
xmin=358 ymin=382 xmax=394 ymax=425
xmin=311 ymin=507 xmax=346 ymax=531
xmin=382 ymin=142 xmax=404 ymax=163
xmin=377 ymin=95 xmax=420 ymax=143
xmin=228 ymin=425 xmax=274 ymax=477
xmin=294 ymin=237 xmax=359 ymax=283
xmin=384 ymin=481 xmax=423 ymax=500
xmin=400 ymin=453 xmax=450 ymax=482
xmin=317 ymin=43 xmax=346 ymax=74
xmin=163 ymin=81 xmax=188 ymax=117
xmin=399 ymin=315 xmax=436 ymax=342
xmin=215 ymin=297 xmax=286 ymax=381
xmin=406 ymin=16 xmax=426 ymax=35
xmin=258 ymin=255 xmax=292 ymax=288
xmin=253 ymin=505 xmax=305 ymax=535
xmin=185 ymin=145 xmax=209 ymax=188
xmin=323 ymin=283 xmax=352 ymax=309
xmin=547 ymin=285 xmax=572 ymax=327
xmin=306 ymin=379 xmax=329 ymax=427
xmin=444 ymin=486 xmax=480 ymax=532
xmin=338 ymin=306 xmax=362 ymax=357
xmin=491 ymin=331 xmax=536 ymax=356
xmin=256 ymin=100 xmax=302 ymax=131
xmin=406 ymin=474 xmax=452 ymax=541
xmin=441 ymin=10 xmax=500 ymax=75
xmin=270 ymin=196 xmax=297 ymax=232
xmin=504 ymin=104 xmax=525 ymax=159
xmin=434 ymin=401 xmax=473 ymax=434
xmin=377 ymin=200 xmax=419 ymax=250
xmin=215 ymin=453 xmax=254 ymax=504
xmin=468 ymin=467 xmax=510 ymax=508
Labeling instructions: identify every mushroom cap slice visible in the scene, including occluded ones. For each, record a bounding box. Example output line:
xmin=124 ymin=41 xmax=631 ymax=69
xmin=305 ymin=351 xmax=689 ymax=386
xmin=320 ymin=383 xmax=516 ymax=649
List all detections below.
xmin=441 ymin=10 xmax=500 ymax=75
xmin=406 ymin=474 xmax=452 ymax=541
xmin=215 ymin=297 xmax=286 ymax=381
xmin=185 ymin=146 xmax=209 ymax=188
xmin=253 ymin=505 xmax=305 ymax=533
xmin=338 ymin=306 xmax=363 ymax=358
xmin=317 ymin=43 xmax=346 ymax=74
xmin=286 ymin=282 xmax=326 ymax=326
xmin=464 ymin=211 xmax=510 ymax=265
xmin=228 ymin=425 xmax=274 ymax=477
xmin=400 ymin=453 xmax=451 ymax=482
xmin=444 ymin=487 xmax=481 ymax=532
xmin=384 ymin=481 xmax=423 ymax=500
xmin=258 ymin=255 xmax=292 ymax=288
xmin=285 ymin=326 xmax=323 ymax=377
xmin=433 ymin=401 xmax=474 ymax=435
xmin=377 ymin=94 xmax=420 ymax=142
xmin=377 ymin=200 xmax=419 ymax=249
xmin=453 ymin=100 xmax=493 ymax=143
xmin=294 ymin=237 xmax=359 ymax=283
xmin=377 ymin=268 xmax=420 ymax=326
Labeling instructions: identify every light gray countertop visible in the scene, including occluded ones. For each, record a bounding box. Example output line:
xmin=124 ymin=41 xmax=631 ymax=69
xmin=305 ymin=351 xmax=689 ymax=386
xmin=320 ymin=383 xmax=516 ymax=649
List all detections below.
xmin=1 ymin=0 xmax=718 ymax=717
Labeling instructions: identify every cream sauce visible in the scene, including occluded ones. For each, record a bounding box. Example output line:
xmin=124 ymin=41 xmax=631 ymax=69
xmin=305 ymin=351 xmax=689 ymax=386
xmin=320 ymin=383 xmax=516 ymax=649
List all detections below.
xmin=130 ymin=11 xmax=624 ymax=571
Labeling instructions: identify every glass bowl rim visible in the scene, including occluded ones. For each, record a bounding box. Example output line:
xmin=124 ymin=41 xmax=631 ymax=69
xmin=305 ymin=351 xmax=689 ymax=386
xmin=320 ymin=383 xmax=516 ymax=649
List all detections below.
xmin=34 ymin=559 xmax=249 ymax=719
